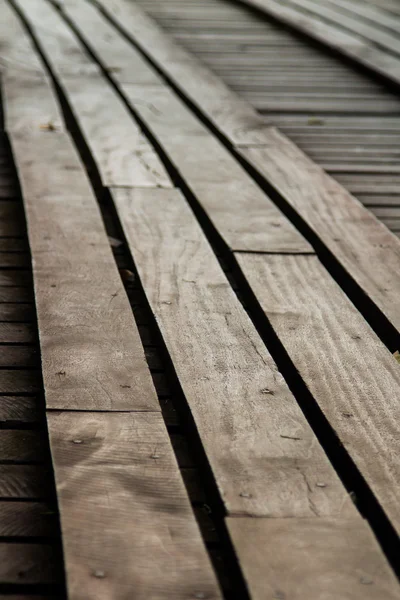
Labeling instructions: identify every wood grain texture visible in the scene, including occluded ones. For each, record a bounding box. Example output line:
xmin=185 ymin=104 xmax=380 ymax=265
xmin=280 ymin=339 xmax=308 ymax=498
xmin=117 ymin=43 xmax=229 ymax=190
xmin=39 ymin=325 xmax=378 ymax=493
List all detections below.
xmin=239 ymin=128 xmax=400 ymax=334
xmin=113 ymin=186 xmax=354 ymax=518
xmin=237 ymin=0 xmax=400 ymax=86
xmin=0 ymin=430 xmax=46 ymax=463
xmin=0 ymin=465 xmax=51 ymax=498
xmin=92 ymin=0 xmax=271 ymax=145
xmin=16 ymin=0 xmax=171 ymax=188
xmin=11 ymin=131 xmax=93 ymax=198
xmin=48 ymin=410 xmax=221 ymax=600
xmin=122 ymin=84 xmax=311 ymax=253
xmin=10 ymin=131 xmax=159 ymax=410
xmin=61 ymin=0 xmax=162 ymax=85
xmin=0 ymin=501 xmax=57 ymax=537
xmin=0 ymin=543 xmax=61 ymax=583
xmin=236 ymin=252 xmax=400 ymax=535
xmin=227 ymin=517 xmax=400 ymax=600
xmin=0 ymin=396 xmax=40 ymax=422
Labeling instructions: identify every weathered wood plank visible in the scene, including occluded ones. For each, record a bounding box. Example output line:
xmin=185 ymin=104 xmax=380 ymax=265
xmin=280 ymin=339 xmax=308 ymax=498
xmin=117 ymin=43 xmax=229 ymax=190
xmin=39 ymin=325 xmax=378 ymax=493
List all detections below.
xmin=0 ymin=543 xmax=61 ymax=583
xmin=113 ymin=186 xmax=354 ymax=518
xmin=122 ymin=85 xmax=312 ymax=253
xmin=0 ymin=465 xmax=51 ymax=498
xmin=0 ymin=501 xmax=57 ymax=537
xmin=10 ymin=131 xmax=159 ymax=411
xmin=239 ymin=129 xmax=400 ymax=335
xmin=53 ymin=1 xmax=311 ymax=253
xmin=0 ymin=431 xmax=45 ymax=463
xmin=48 ymin=410 xmax=221 ymax=600
xmin=0 ymin=0 xmax=64 ymax=133
xmin=92 ymin=0 xmax=271 ymax=145
xmin=227 ymin=517 xmax=400 ymax=600
xmin=236 ymin=0 xmax=400 ymax=86
xmin=16 ymin=0 xmax=171 ymax=188
xmin=236 ymin=252 xmax=400 ymax=535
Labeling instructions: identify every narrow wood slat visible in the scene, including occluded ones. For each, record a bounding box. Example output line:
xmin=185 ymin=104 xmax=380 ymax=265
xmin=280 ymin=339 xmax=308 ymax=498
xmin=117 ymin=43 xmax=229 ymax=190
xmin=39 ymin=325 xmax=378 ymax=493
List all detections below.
xmin=17 ymin=0 xmax=171 ymax=188
xmin=0 ymin=543 xmax=61 ymax=583
xmin=0 ymin=431 xmax=46 ymax=463
xmin=239 ymin=129 xmax=400 ymax=335
xmin=58 ymin=0 xmax=311 ymax=254
xmin=93 ymin=0 xmax=270 ymax=145
xmin=236 ymin=252 xmax=400 ymax=536
xmin=0 ymin=347 xmax=38 ymax=368
xmin=48 ymin=411 xmax=221 ymax=600
xmin=113 ymin=186 xmax=353 ymax=518
xmin=0 ymin=0 xmax=64 ymax=134
xmin=10 ymin=131 xmax=159 ymax=411
xmin=228 ymin=517 xmax=400 ymax=600
xmin=0 ymin=465 xmax=54 ymax=499
xmin=0 ymin=396 xmax=40 ymax=423
xmin=0 ymin=501 xmax=57 ymax=537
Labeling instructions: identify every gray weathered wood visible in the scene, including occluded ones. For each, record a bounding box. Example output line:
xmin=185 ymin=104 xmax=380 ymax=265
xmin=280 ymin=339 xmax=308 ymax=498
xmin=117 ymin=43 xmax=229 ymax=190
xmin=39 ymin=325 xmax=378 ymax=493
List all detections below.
xmin=112 ymin=186 xmax=354 ymax=518
xmin=16 ymin=0 xmax=172 ymax=188
xmin=48 ymin=410 xmax=221 ymax=600
xmin=10 ymin=131 xmax=159 ymax=411
xmin=92 ymin=0 xmax=271 ymax=145
xmin=239 ymin=129 xmax=400 ymax=335
xmin=236 ymin=252 xmax=400 ymax=536
xmin=227 ymin=517 xmax=400 ymax=600
xmin=236 ymin=0 xmax=400 ymax=86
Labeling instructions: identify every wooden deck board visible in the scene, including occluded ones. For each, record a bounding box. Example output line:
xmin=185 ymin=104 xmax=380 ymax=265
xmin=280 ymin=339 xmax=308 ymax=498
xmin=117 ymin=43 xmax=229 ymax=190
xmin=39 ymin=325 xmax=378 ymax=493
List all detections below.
xmin=236 ymin=252 xmax=400 ymax=536
xmin=48 ymin=410 xmax=221 ymax=600
xmin=228 ymin=517 xmax=400 ymax=600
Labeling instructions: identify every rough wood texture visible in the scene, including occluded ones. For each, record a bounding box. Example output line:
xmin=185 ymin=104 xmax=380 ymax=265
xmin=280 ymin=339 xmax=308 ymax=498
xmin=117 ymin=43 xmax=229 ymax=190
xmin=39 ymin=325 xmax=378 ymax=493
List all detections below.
xmin=0 ymin=543 xmax=61 ymax=583
xmin=16 ymin=0 xmax=172 ymax=188
xmin=0 ymin=465 xmax=51 ymax=498
xmin=0 ymin=501 xmax=57 ymax=537
xmin=92 ymin=0 xmax=270 ymax=145
xmin=0 ymin=430 xmax=45 ymax=463
xmin=48 ymin=410 xmax=221 ymax=600
xmin=10 ymin=132 xmax=159 ymax=411
xmin=237 ymin=252 xmax=400 ymax=535
xmin=123 ymin=84 xmax=311 ymax=253
xmin=227 ymin=517 xmax=400 ymax=600
xmin=113 ymin=186 xmax=354 ymax=518
xmin=237 ymin=0 xmax=400 ymax=87
xmin=239 ymin=129 xmax=400 ymax=335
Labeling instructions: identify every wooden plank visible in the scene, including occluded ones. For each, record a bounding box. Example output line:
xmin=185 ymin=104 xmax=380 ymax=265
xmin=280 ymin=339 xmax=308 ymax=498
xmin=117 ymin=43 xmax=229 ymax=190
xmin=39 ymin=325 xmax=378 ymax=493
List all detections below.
xmin=0 ymin=501 xmax=57 ymax=537
xmin=236 ymin=252 xmax=400 ymax=535
xmin=0 ymin=543 xmax=61 ymax=583
xmin=48 ymin=410 xmax=221 ymax=600
xmin=16 ymin=0 xmax=172 ymax=188
xmin=238 ymin=129 xmax=400 ymax=335
xmin=10 ymin=131 xmax=159 ymax=411
xmin=0 ymin=431 xmax=45 ymax=463
xmin=235 ymin=0 xmax=400 ymax=86
xmin=227 ymin=517 xmax=400 ymax=600
xmin=92 ymin=0 xmax=270 ymax=145
xmin=0 ymin=323 xmax=35 ymax=342
xmin=0 ymin=465 xmax=54 ymax=499
xmin=113 ymin=186 xmax=354 ymax=518
xmin=35 ymin=0 xmax=311 ymax=253
xmin=0 ymin=0 xmax=64 ymax=133
xmin=0 ymin=347 xmax=39 ymax=368
xmin=0 ymin=395 xmax=40 ymax=424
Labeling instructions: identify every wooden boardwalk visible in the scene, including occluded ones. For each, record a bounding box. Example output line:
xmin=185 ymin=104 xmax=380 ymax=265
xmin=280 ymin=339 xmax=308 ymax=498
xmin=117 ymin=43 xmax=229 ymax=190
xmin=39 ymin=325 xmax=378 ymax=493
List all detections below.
xmin=0 ymin=0 xmax=400 ymax=598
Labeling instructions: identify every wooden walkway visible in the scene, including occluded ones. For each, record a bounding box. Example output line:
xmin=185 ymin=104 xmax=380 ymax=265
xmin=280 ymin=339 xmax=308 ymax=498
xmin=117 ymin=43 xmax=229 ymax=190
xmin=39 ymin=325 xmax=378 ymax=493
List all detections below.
xmin=0 ymin=0 xmax=400 ymax=598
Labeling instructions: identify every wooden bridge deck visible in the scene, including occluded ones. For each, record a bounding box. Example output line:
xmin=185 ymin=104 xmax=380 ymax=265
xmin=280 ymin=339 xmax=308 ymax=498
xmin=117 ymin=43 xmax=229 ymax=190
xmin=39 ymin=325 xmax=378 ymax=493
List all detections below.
xmin=0 ymin=0 xmax=400 ymax=598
